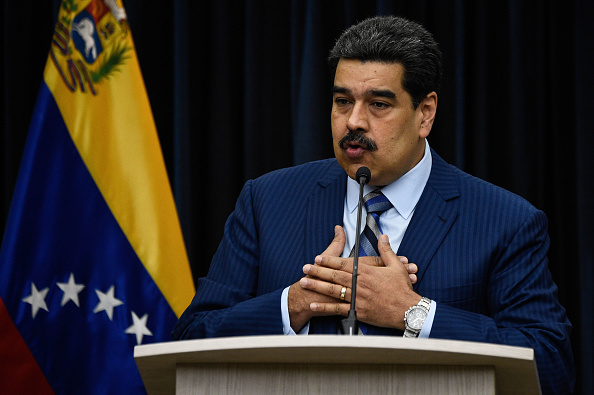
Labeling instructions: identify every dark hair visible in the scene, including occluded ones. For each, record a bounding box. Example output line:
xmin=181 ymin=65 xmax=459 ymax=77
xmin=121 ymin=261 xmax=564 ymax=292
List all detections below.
xmin=328 ymin=16 xmax=442 ymax=108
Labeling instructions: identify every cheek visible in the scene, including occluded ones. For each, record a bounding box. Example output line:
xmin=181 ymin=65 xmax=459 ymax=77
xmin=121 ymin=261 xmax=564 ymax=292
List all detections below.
xmin=331 ymin=111 xmax=341 ymax=128
xmin=372 ymin=130 xmax=409 ymax=165
xmin=331 ymin=116 xmax=345 ymax=141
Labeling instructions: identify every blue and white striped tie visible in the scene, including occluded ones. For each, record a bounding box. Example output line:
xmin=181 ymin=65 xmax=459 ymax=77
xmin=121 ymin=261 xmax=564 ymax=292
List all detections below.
xmin=349 ymin=190 xmax=392 ymax=335
xmin=351 ymin=189 xmax=393 ymax=258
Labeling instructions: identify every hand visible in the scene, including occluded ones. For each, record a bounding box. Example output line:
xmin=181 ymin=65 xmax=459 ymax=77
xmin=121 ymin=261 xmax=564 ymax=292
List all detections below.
xmin=300 ymin=234 xmax=422 ymax=330
xmin=287 ymin=225 xmax=346 ymax=331
xmin=302 ymin=254 xmax=418 ymax=299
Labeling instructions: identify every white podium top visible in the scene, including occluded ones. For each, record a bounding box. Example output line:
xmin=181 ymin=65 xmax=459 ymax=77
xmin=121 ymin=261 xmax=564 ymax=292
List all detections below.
xmin=134 ymin=335 xmax=540 ymax=394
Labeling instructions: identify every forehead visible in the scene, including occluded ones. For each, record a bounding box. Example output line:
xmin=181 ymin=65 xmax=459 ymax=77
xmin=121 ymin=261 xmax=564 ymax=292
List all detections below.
xmin=333 ymin=59 xmax=406 ymax=94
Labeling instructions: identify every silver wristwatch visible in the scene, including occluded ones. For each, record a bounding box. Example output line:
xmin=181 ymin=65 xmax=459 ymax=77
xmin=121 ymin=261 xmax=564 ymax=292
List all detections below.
xmin=403 ymin=297 xmax=432 ymax=338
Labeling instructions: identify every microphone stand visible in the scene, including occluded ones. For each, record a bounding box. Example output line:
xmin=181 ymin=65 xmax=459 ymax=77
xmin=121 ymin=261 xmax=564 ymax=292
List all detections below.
xmin=341 ymin=167 xmax=370 ymax=335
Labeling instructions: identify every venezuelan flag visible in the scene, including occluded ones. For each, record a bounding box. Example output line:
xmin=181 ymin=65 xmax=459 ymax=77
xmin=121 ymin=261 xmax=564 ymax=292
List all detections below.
xmin=0 ymin=1 xmax=194 ymax=393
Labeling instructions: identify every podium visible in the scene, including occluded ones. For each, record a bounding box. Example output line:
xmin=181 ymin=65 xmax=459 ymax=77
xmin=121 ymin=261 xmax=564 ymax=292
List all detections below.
xmin=134 ymin=335 xmax=541 ymax=394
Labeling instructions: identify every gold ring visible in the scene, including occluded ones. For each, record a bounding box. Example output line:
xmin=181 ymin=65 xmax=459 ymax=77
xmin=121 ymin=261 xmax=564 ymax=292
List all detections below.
xmin=340 ymin=286 xmax=347 ymax=301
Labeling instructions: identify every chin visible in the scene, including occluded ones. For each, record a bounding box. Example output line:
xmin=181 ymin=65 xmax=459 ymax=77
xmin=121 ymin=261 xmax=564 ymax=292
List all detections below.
xmin=336 ymin=159 xmax=359 ymax=179
xmin=349 ymin=164 xmax=372 ymax=182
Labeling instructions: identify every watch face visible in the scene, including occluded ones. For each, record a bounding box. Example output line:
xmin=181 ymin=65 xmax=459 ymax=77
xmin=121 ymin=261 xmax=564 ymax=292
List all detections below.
xmin=407 ymin=307 xmax=428 ymax=331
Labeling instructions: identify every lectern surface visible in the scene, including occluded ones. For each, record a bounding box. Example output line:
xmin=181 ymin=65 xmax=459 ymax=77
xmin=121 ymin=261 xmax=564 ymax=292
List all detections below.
xmin=134 ymin=335 xmax=540 ymax=395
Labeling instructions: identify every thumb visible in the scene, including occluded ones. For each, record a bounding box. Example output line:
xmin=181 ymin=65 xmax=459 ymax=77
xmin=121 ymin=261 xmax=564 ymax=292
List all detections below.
xmin=378 ymin=234 xmax=401 ymax=267
xmin=320 ymin=225 xmax=346 ymax=257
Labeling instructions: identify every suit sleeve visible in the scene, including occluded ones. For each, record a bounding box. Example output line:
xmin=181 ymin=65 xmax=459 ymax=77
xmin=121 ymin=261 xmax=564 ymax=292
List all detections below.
xmin=429 ymin=209 xmax=574 ymax=395
xmin=171 ymin=180 xmax=285 ymax=339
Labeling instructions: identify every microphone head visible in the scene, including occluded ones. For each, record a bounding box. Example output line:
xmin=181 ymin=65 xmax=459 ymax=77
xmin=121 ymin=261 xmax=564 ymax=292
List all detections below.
xmin=355 ymin=166 xmax=371 ymax=185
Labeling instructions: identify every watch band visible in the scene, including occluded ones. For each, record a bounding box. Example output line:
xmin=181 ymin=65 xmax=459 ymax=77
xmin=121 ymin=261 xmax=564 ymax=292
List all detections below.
xmin=416 ymin=297 xmax=432 ymax=311
xmin=403 ymin=297 xmax=432 ymax=338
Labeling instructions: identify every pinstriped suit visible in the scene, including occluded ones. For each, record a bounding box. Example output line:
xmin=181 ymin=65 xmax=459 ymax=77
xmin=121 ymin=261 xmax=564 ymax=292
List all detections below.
xmin=173 ymin=149 xmax=574 ymax=394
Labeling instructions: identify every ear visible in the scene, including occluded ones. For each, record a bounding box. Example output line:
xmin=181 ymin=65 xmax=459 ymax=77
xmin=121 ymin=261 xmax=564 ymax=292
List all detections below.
xmin=418 ymin=92 xmax=438 ymax=138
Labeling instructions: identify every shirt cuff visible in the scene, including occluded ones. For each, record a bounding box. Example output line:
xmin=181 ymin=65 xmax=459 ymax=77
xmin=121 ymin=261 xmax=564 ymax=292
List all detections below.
xmin=418 ymin=300 xmax=436 ymax=338
xmin=281 ymin=286 xmax=310 ymax=335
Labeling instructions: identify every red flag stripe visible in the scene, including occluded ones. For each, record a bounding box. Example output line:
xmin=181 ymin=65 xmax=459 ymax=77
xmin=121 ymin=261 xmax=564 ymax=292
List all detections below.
xmin=0 ymin=297 xmax=55 ymax=394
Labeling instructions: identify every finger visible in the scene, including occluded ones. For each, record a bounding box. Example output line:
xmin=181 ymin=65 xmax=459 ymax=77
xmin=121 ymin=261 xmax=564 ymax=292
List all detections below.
xmin=377 ymin=234 xmax=403 ymax=268
xmin=404 ymin=261 xmax=418 ymax=284
xmin=288 ymin=280 xmax=341 ymax=330
xmin=310 ymin=302 xmax=350 ymax=316
xmin=300 ymin=277 xmax=351 ymax=301
xmin=303 ymin=264 xmax=352 ymax=287
xmin=359 ymin=255 xmax=384 ymax=267
xmin=379 ymin=235 xmax=415 ymax=289
xmin=313 ymin=254 xmax=353 ymax=273
xmin=320 ymin=225 xmax=347 ymax=257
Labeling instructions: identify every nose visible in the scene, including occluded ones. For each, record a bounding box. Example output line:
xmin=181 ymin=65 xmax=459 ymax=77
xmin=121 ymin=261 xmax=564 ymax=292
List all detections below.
xmin=346 ymin=102 xmax=368 ymax=132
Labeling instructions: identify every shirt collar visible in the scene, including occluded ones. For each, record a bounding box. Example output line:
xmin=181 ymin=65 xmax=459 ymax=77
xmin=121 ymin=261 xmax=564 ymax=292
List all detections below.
xmin=346 ymin=139 xmax=432 ymax=220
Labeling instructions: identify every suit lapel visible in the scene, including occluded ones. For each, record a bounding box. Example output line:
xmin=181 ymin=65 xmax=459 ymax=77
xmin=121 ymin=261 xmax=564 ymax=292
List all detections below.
xmin=304 ymin=161 xmax=347 ymax=261
xmin=398 ymin=150 xmax=460 ymax=288
xmin=305 ymin=161 xmax=346 ymax=335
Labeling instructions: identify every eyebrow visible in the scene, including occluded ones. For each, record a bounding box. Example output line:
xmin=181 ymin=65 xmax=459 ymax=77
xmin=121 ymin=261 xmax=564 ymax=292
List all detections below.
xmin=369 ymin=89 xmax=396 ymax=99
xmin=332 ymin=86 xmax=396 ymax=99
xmin=332 ymin=86 xmax=350 ymax=95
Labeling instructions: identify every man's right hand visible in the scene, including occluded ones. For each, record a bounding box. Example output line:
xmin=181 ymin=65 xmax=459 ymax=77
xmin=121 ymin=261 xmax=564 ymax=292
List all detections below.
xmin=288 ymin=225 xmax=347 ymax=331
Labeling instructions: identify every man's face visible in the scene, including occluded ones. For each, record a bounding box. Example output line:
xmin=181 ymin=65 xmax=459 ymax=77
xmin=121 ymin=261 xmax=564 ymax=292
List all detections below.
xmin=331 ymin=59 xmax=434 ymax=186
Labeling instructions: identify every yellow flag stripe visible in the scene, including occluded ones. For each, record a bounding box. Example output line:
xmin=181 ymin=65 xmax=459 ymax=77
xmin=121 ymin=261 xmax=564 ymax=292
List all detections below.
xmin=43 ymin=29 xmax=194 ymax=317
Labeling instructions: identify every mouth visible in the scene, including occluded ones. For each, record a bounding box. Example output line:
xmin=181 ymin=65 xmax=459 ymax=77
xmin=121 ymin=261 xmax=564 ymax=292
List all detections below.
xmin=343 ymin=142 xmax=366 ymax=158
xmin=339 ymin=133 xmax=378 ymax=158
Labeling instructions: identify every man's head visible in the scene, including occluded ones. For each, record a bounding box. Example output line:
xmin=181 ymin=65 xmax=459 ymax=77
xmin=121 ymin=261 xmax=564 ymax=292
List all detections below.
xmin=328 ymin=16 xmax=442 ymax=109
xmin=329 ymin=16 xmax=441 ymax=186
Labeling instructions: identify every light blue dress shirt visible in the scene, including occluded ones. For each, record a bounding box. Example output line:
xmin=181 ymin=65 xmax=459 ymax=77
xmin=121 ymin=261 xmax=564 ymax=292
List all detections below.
xmin=282 ymin=140 xmax=436 ymax=335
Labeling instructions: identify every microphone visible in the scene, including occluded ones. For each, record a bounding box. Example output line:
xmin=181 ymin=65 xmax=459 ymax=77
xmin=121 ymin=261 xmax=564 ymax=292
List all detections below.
xmin=341 ymin=166 xmax=371 ymax=335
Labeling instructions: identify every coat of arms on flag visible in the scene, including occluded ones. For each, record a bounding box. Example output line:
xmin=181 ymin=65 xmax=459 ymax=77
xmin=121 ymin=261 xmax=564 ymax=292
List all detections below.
xmin=0 ymin=0 xmax=195 ymax=393
xmin=51 ymin=0 xmax=131 ymax=95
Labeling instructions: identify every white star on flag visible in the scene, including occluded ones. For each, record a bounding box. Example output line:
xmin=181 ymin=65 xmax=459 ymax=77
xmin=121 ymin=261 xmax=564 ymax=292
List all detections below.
xmin=93 ymin=285 xmax=124 ymax=320
xmin=22 ymin=282 xmax=49 ymax=318
xmin=125 ymin=311 xmax=153 ymax=345
xmin=57 ymin=272 xmax=85 ymax=307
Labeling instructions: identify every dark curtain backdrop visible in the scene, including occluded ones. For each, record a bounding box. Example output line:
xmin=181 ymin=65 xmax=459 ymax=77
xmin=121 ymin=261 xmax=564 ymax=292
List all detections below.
xmin=2 ymin=1 xmax=592 ymax=393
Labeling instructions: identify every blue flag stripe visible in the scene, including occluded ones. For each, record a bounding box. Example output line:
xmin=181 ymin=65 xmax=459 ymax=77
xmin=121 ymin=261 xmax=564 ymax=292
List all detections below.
xmin=0 ymin=82 xmax=177 ymax=394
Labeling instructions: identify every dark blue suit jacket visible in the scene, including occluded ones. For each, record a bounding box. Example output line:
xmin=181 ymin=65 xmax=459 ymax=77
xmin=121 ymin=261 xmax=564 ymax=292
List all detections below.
xmin=173 ymin=149 xmax=574 ymax=394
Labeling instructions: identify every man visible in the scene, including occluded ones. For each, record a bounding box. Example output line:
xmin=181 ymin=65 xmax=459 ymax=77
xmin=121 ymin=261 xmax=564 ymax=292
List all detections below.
xmin=173 ymin=16 xmax=574 ymax=394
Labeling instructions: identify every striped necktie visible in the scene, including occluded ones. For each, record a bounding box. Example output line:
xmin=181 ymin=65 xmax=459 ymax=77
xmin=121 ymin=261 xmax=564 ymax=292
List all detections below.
xmin=349 ymin=189 xmax=392 ymax=335
xmin=350 ymin=189 xmax=393 ymax=258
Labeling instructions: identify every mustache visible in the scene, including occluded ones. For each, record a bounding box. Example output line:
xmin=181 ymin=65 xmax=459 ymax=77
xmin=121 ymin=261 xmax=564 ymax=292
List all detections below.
xmin=338 ymin=133 xmax=378 ymax=152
